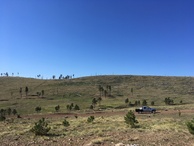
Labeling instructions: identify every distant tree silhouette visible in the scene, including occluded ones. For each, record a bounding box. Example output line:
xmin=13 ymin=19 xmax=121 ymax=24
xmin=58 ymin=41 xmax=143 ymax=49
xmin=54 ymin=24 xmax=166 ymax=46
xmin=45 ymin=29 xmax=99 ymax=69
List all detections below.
xmin=52 ymin=75 xmax=55 ymax=79
xmin=55 ymin=105 xmax=60 ymax=112
xmin=12 ymin=109 xmax=17 ymax=115
xmin=5 ymin=72 xmax=8 ymax=77
xmin=142 ymin=99 xmax=147 ymax=106
xmin=125 ymin=98 xmax=129 ymax=104
xmin=25 ymin=86 xmax=29 ymax=97
xmin=92 ymin=98 xmax=97 ymax=108
xmin=98 ymin=85 xmax=103 ymax=97
xmin=98 ymin=97 xmax=102 ymax=105
xmin=108 ymin=85 xmax=112 ymax=96
xmin=59 ymin=74 xmax=63 ymax=79
xmin=35 ymin=107 xmax=41 ymax=113
xmin=131 ymin=88 xmax=133 ymax=96
xmin=74 ymin=104 xmax=80 ymax=110
xmin=41 ymin=90 xmax=44 ymax=97
xmin=104 ymin=90 xmax=108 ymax=97
xmin=19 ymin=87 xmax=22 ymax=98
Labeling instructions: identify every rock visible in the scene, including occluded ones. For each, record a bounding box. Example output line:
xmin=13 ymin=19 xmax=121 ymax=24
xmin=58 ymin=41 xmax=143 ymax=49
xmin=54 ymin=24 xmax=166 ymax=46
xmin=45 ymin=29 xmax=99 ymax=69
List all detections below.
xmin=115 ymin=143 xmax=125 ymax=146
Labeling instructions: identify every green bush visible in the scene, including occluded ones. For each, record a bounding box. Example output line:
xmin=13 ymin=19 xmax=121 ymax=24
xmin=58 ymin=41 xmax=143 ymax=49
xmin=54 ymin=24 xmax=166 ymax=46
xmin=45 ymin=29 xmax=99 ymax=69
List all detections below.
xmin=35 ymin=106 xmax=41 ymax=113
xmin=31 ymin=118 xmax=51 ymax=136
xmin=62 ymin=119 xmax=70 ymax=127
xmin=55 ymin=105 xmax=60 ymax=112
xmin=0 ymin=114 xmax=6 ymax=121
xmin=12 ymin=109 xmax=17 ymax=115
xmin=74 ymin=104 xmax=80 ymax=110
xmin=124 ymin=110 xmax=138 ymax=128
xmin=87 ymin=116 xmax=95 ymax=123
xmin=187 ymin=118 xmax=194 ymax=135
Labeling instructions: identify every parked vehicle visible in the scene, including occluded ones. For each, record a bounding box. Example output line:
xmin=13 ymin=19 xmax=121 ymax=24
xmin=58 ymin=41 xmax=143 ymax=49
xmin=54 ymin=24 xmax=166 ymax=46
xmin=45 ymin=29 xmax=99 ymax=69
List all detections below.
xmin=135 ymin=106 xmax=156 ymax=113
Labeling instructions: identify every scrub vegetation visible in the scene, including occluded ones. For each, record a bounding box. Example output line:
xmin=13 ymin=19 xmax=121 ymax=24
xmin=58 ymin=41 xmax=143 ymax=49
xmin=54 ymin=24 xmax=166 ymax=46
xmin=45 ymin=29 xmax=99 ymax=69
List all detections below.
xmin=1 ymin=75 xmax=194 ymax=145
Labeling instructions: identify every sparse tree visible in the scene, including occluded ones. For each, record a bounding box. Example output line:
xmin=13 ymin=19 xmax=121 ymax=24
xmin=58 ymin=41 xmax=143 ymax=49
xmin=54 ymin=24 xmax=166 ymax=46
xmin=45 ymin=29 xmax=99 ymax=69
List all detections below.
xmin=187 ymin=118 xmax=194 ymax=135
xmin=125 ymin=98 xmax=129 ymax=104
xmin=12 ymin=109 xmax=17 ymax=115
xmin=164 ymin=97 xmax=174 ymax=105
xmin=97 ymin=97 xmax=102 ymax=105
xmin=92 ymin=98 xmax=97 ymax=108
xmin=90 ymin=105 xmax=94 ymax=110
xmin=124 ymin=110 xmax=138 ymax=128
xmin=31 ymin=118 xmax=51 ymax=136
xmin=7 ymin=108 xmax=12 ymax=115
xmin=131 ymin=88 xmax=133 ymax=96
xmin=151 ymin=101 xmax=155 ymax=106
xmin=63 ymin=119 xmax=70 ymax=127
xmin=25 ymin=86 xmax=29 ymax=97
xmin=74 ymin=104 xmax=80 ymax=110
xmin=55 ymin=105 xmax=60 ymax=112
xmin=19 ymin=87 xmax=22 ymax=98
xmin=104 ymin=90 xmax=108 ymax=97
xmin=41 ymin=90 xmax=44 ymax=97
xmin=87 ymin=116 xmax=95 ymax=123
xmin=108 ymin=85 xmax=112 ymax=96
xmin=142 ymin=99 xmax=147 ymax=106
xmin=35 ymin=106 xmax=41 ymax=113
xmin=52 ymin=75 xmax=55 ymax=79
xmin=98 ymin=85 xmax=103 ymax=97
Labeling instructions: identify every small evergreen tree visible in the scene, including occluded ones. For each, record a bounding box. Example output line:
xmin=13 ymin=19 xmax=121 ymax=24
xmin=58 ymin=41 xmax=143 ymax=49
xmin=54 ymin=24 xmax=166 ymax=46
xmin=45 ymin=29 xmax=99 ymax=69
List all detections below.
xmin=125 ymin=98 xmax=129 ymax=104
xmin=92 ymin=98 xmax=97 ymax=108
xmin=25 ymin=86 xmax=29 ymax=97
xmin=142 ymin=99 xmax=147 ymax=106
xmin=0 ymin=114 xmax=6 ymax=121
xmin=187 ymin=118 xmax=194 ymax=135
xmin=31 ymin=118 xmax=51 ymax=135
xmin=35 ymin=107 xmax=41 ymax=113
xmin=124 ymin=110 xmax=138 ymax=128
xmin=90 ymin=105 xmax=94 ymax=110
xmin=151 ymin=101 xmax=155 ymax=106
xmin=97 ymin=97 xmax=102 ymax=105
xmin=7 ymin=108 xmax=12 ymax=115
xmin=74 ymin=104 xmax=80 ymax=110
xmin=87 ymin=116 xmax=95 ymax=123
xmin=55 ymin=105 xmax=60 ymax=112
xmin=12 ymin=109 xmax=17 ymax=115
xmin=63 ymin=119 xmax=70 ymax=127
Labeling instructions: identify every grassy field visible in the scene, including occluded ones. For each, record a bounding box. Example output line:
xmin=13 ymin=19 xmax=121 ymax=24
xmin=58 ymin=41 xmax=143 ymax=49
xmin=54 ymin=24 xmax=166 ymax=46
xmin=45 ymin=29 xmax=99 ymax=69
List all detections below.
xmin=0 ymin=75 xmax=194 ymax=114
xmin=1 ymin=75 xmax=194 ymax=145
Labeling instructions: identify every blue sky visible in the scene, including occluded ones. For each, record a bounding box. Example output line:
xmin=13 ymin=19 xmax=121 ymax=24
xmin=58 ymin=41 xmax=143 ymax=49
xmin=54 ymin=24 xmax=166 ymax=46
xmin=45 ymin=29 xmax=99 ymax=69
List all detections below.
xmin=1 ymin=0 xmax=194 ymax=78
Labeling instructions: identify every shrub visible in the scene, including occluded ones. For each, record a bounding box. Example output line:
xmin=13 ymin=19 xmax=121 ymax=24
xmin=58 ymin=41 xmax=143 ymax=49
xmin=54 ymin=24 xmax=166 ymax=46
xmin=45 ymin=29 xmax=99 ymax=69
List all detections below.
xmin=90 ymin=105 xmax=94 ymax=110
xmin=74 ymin=104 xmax=80 ymax=110
xmin=12 ymin=109 xmax=17 ymax=115
xmin=55 ymin=105 xmax=60 ymax=112
xmin=31 ymin=118 xmax=51 ymax=136
xmin=0 ymin=114 xmax=6 ymax=121
xmin=151 ymin=101 xmax=155 ymax=106
xmin=125 ymin=98 xmax=129 ymax=104
xmin=62 ymin=119 xmax=70 ymax=127
xmin=187 ymin=118 xmax=194 ymax=135
xmin=142 ymin=100 xmax=147 ymax=106
xmin=124 ymin=110 xmax=138 ymax=128
xmin=164 ymin=97 xmax=174 ymax=105
xmin=7 ymin=108 xmax=12 ymax=115
xmin=87 ymin=116 xmax=95 ymax=123
xmin=35 ymin=106 xmax=41 ymax=113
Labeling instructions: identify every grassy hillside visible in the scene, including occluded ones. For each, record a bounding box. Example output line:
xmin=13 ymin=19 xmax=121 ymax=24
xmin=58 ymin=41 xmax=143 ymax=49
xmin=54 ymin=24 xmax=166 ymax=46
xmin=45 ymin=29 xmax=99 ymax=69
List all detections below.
xmin=0 ymin=75 xmax=194 ymax=114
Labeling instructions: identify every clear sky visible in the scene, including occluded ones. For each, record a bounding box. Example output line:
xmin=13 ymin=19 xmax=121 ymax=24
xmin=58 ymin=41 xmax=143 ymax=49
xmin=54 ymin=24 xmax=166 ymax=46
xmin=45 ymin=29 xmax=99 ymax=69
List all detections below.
xmin=1 ymin=0 xmax=194 ymax=78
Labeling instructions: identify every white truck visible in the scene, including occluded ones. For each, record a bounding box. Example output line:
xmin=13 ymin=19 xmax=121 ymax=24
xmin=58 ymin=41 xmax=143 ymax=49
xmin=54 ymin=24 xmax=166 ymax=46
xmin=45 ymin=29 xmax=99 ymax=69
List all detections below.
xmin=135 ymin=106 xmax=156 ymax=113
